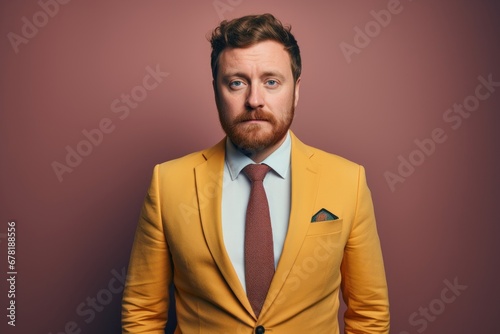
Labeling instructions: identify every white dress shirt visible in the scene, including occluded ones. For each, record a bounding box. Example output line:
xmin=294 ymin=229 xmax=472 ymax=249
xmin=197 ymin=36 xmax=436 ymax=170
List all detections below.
xmin=222 ymin=131 xmax=291 ymax=292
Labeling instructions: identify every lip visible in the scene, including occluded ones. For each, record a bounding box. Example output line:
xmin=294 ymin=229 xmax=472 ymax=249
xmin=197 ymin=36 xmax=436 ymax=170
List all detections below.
xmin=241 ymin=119 xmax=268 ymax=123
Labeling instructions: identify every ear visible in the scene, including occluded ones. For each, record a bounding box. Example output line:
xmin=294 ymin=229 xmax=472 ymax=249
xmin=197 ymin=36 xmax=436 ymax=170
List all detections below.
xmin=294 ymin=77 xmax=301 ymax=108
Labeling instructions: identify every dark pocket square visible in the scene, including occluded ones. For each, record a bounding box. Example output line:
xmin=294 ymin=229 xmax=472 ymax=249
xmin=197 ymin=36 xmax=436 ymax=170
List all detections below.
xmin=311 ymin=208 xmax=339 ymax=222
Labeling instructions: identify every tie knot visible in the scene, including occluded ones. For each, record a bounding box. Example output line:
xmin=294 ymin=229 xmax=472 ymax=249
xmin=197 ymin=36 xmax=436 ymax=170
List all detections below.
xmin=243 ymin=164 xmax=271 ymax=182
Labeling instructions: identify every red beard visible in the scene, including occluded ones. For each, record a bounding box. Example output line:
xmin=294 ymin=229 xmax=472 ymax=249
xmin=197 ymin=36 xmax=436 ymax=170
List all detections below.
xmin=219 ymin=106 xmax=294 ymax=154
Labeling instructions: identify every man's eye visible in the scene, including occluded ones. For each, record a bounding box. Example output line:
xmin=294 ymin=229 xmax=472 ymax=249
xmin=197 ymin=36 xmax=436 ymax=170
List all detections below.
xmin=229 ymin=81 xmax=244 ymax=88
xmin=266 ymin=80 xmax=278 ymax=86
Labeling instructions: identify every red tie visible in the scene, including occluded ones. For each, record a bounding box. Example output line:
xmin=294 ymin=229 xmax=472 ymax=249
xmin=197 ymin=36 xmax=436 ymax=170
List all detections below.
xmin=243 ymin=164 xmax=275 ymax=318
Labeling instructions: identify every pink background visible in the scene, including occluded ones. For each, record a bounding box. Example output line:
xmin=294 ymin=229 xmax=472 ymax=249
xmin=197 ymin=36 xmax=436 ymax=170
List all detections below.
xmin=1 ymin=1 xmax=499 ymax=333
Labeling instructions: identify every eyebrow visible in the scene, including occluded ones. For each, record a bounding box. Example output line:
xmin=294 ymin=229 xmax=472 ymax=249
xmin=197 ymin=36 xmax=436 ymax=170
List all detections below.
xmin=221 ymin=71 xmax=286 ymax=81
xmin=261 ymin=71 xmax=286 ymax=80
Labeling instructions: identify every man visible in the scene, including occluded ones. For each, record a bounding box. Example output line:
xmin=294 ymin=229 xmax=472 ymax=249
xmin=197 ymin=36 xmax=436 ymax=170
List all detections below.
xmin=122 ymin=13 xmax=389 ymax=333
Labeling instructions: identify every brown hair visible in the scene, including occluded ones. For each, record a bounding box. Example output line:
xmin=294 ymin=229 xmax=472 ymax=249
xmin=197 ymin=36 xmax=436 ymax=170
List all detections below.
xmin=209 ymin=13 xmax=301 ymax=82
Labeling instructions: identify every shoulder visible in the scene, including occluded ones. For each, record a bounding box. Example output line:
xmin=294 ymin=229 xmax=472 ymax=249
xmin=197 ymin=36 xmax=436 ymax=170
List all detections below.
xmin=309 ymin=145 xmax=359 ymax=169
xmin=309 ymin=145 xmax=366 ymax=184
xmin=154 ymin=138 xmax=225 ymax=176
xmin=290 ymin=132 xmax=368 ymax=192
xmin=291 ymin=132 xmax=361 ymax=171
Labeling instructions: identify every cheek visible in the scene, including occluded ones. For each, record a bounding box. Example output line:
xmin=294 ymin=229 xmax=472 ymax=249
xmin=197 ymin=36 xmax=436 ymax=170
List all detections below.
xmin=272 ymin=93 xmax=294 ymax=113
xmin=217 ymin=97 xmax=240 ymax=121
xmin=220 ymin=92 xmax=243 ymax=111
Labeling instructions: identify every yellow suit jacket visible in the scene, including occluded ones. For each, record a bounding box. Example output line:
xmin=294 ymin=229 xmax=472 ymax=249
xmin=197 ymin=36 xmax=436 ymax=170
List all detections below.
xmin=122 ymin=132 xmax=389 ymax=333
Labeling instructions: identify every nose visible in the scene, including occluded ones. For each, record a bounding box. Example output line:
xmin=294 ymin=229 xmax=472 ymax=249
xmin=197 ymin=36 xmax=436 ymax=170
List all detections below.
xmin=245 ymin=84 xmax=264 ymax=110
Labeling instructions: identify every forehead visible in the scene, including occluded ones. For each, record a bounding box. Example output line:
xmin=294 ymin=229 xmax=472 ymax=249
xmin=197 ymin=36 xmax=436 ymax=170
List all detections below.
xmin=218 ymin=40 xmax=292 ymax=75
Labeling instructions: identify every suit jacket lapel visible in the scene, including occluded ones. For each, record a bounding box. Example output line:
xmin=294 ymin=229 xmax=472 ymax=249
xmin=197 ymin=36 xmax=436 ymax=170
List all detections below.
xmin=195 ymin=138 xmax=254 ymax=317
xmin=261 ymin=132 xmax=320 ymax=315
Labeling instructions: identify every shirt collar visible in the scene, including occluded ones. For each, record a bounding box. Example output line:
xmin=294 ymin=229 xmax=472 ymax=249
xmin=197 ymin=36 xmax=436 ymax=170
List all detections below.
xmin=225 ymin=131 xmax=291 ymax=181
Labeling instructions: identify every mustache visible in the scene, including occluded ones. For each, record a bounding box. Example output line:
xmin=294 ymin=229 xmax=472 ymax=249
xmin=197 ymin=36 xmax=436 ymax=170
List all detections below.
xmin=233 ymin=110 xmax=275 ymax=123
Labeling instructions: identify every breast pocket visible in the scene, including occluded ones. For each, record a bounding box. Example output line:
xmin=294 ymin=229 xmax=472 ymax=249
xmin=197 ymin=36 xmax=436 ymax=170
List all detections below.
xmin=306 ymin=219 xmax=343 ymax=236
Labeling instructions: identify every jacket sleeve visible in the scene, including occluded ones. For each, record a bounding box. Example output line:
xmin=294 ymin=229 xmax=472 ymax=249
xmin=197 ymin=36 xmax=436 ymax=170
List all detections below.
xmin=122 ymin=165 xmax=172 ymax=334
xmin=341 ymin=166 xmax=390 ymax=333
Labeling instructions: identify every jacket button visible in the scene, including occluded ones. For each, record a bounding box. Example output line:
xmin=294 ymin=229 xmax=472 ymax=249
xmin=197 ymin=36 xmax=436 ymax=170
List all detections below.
xmin=255 ymin=325 xmax=265 ymax=334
